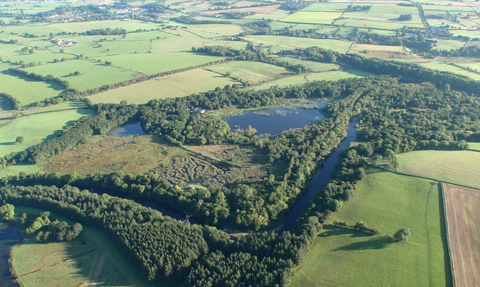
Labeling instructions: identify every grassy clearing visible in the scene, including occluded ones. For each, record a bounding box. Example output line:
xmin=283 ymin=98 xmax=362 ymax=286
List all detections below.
xmin=434 ymin=40 xmax=467 ymax=51
xmin=418 ymin=62 xmax=480 ymax=81
xmin=12 ymin=206 xmax=156 ymax=287
xmin=334 ymin=18 xmax=425 ymax=29
xmin=0 ymin=164 xmax=40 ymax=178
xmin=6 ymin=53 xmax=77 ymax=65
xmin=397 ymin=150 xmax=480 ymax=189
xmin=24 ymin=99 xmax=88 ymax=116
xmin=98 ymin=52 xmax=222 ymax=75
xmin=349 ymin=43 xmax=406 ymax=53
xmin=184 ymin=24 xmax=248 ymax=37
xmin=245 ymin=35 xmax=352 ymax=53
xmin=281 ymin=11 xmax=343 ymax=24
xmin=467 ymin=142 xmax=480 ymax=151
xmin=455 ymin=61 xmax=480 ymax=72
xmin=206 ymin=61 xmax=294 ymax=83
xmin=358 ymin=4 xmax=421 ymax=23
xmin=251 ymin=74 xmax=307 ymax=90
xmin=0 ymin=74 xmax=61 ymax=106
xmin=0 ymin=108 xmax=94 ymax=158
xmin=88 ymin=68 xmax=239 ymax=104
xmin=291 ymin=168 xmax=451 ymax=287
xmin=276 ymin=57 xmax=341 ymax=72
xmin=308 ymin=69 xmax=372 ymax=81
xmin=148 ymin=31 xmax=206 ymax=53
xmin=24 ymin=59 xmax=135 ymax=91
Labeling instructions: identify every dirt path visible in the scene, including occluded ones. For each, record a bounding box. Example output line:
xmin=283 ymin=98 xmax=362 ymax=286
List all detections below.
xmin=17 ymin=249 xmax=96 ymax=278
xmin=89 ymin=254 xmax=106 ymax=286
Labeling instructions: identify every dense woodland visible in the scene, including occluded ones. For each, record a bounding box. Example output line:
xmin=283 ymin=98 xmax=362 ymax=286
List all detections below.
xmin=2 ymin=44 xmax=480 ymax=285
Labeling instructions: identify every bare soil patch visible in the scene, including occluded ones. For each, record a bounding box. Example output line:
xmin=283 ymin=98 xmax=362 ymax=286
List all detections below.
xmin=442 ymin=183 xmax=480 ymax=287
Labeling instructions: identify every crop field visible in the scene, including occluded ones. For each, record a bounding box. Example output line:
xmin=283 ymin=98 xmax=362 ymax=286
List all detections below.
xmin=245 ymin=35 xmax=352 ymax=53
xmin=291 ymin=168 xmax=451 ymax=287
xmin=281 ymin=11 xmax=343 ymax=24
xmin=0 ymin=108 xmax=94 ymax=159
xmin=12 ymin=206 xmax=155 ymax=287
xmin=302 ymin=3 xmax=351 ymax=12
xmin=397 ymin=150 xmax=480 ymax=189
xmin=442 ymin=183 xmax=480 ymax=287
xmin=419 ymin=62 xmax=480 ymax=81
xmin=349 ymin=43 xmax=406 ymax=54
xmin=0 ymin=74 xmax=61 ymax=107
xmin=206 ymin=61 xmax=294 ymax=83
xmin=24 ymin=59 xmax=136 ymax=91
xmin=88 ymin=68 xmax=239 ymax=104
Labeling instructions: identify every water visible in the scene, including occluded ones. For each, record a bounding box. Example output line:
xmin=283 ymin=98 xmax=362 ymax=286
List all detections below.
xmin=0 ymin=221 xmax=22 ymax=287
xmin=107 ymin=121 xmax=146 ymax=137
xmin=280 ymin=118 xmax=358 ymax=232
xmin=223 ymin=102 xmax=327 ymax=135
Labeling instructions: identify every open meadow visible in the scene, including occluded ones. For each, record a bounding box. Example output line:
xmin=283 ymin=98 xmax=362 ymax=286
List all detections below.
xmin=441 ymin=183 xmax=480 ymax=287
xmin=88 ymin=68 xmax=239 ymax=104
xmin=418 ymin=62 xmax=480 ymax=81
xmin=206 ymin=61 xmax=294 ymax=83
xmin=11 ymin=206 xmax=157 ymax=287
xmin=0 ymin=74 xmax=61 ymax=107
xmin=291 ymin=168 xmax=451 ymax=287
xmin=244 ymin=35 xmax=352 ymax=53
xmin=397 ymin=150 xmax=480 ymax=189
xmin=0 ymin=108 xmax=94 ymax=158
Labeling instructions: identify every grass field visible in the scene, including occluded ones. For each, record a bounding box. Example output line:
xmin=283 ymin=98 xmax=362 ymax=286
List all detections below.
xmin=397 ymin=150 xmax=480 ymax=189
xmin=281 ymin=11 xmax=343 ymax=24
xmin=98 ymin=52 xmax=222 ymax=75
xmin=245 ymin=35 xmax=352 ymax=53
xmin=302 ymin=3 xmax=351 ymax=12
xmin=419 ymin=62 xmax=480 ymax=81
xmin=434 ymin=40 xmax=467 ymax=51
xmin=467 ymin=142 xmax=480 ymax=151
xmin=206 ymin=61 xmax=294 ymax=83
xmin=0 ymin=108 xmax=94 ymax=158
xmin=24 ymin=99 xmax=88 ymax=116
xmin=441 ymin=183 xmax=480 ymax=287
xmin=12 ymin=206 xmax=156 ymax=287
xmin=0 ymin=164 xmax=40 ymax=178
xmin=308 ymin=69 xmax=372 ymax=80
xmin=24 ymin=59 xmax=135 ymax=91
xmin=291 ymin=168 xmax=451 ymax=287
xmin=349 ymin=43 xmax=406 ymax=54
xmin=0 ymin=73 xmax=62 ymax=106
xmin=276 ymin=57 xmax=341 ymax=72
xmin=88 ymin=68 xmax=239 ymax=104
xmin=334 ymin=18 xmax=425 ymax=29
xmin=251 ymin=74 xmax=308 ymax=90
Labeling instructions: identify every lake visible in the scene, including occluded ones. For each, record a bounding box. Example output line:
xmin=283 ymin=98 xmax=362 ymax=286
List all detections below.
xmin=222 ymin=101 xmax=327 ymax=135
xmin=107 ymin=121 xmax=146 ymax=137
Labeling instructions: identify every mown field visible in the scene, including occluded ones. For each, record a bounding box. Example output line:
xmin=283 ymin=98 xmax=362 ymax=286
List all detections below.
xmin=0 ymin=74 xmax=61 ymax=107
xmin=442 ymin=183 xmax=480 ymax=287
xmin=397 ymin=150 xmax=480 ymax=189
xmin=0 ymin=108 xmax=94 ymax=158
xmin=419 ymin=62 xmax=480 ymax=81
xmin=88 ymin=68 xmax=239 ymax=104
xmin=206 ymin=61 xmax=294 ymax=83
xmin=291 ymin=168 xmax=451 ymax=287
xmin=12 ymin=206 xmax=156 ymax=287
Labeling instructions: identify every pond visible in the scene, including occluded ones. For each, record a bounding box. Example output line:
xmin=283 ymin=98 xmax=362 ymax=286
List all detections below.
xmin=107 ymin=121 xmax=146 ymax=137
xmin=0 ymin=221 xmax=22 ymax=287
xmin=222 ymin=101 xmax=327 ymax=135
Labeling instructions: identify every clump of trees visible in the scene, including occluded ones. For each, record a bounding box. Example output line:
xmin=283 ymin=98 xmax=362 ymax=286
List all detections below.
xmin=393 ymin=227 xmax=411 ymax=241
xmin=333 ymin=220 xmax=380 ymax=234
xmin=0 ymin=203 xmax=15 ymax=220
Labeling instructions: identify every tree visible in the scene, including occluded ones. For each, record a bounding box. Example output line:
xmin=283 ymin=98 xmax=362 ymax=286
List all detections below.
xmin=15 ymin=136 xmax=24 ymax=144
xmin=393 ymin=227 xmax=410 ymax=241
xmin=0 ymin=204 xmax=15 ymax=220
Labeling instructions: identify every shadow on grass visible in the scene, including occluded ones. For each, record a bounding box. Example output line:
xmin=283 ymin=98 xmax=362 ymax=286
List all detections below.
xmin=0 ymin=142 xmax=15 ymax=146
xmin=319 ymin=225 xmax=376 ymax=238
xmin=333 ymin=237 xmax=395 ymax=251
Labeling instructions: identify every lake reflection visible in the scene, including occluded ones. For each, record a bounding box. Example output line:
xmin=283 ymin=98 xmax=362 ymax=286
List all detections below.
xmin=107 ymin=122 xmax=146 ymax=137
xmin=223 ymin=101 xmax=327 ymax=135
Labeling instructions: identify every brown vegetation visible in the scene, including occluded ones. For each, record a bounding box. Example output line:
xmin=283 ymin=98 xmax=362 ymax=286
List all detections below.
xmin=442 ymin=183 xmax=480 ymax=287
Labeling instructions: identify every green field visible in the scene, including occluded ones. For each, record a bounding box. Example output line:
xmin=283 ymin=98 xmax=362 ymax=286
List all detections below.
xmin=281 ymin=11 xmax=343 ymax=24
xmin=434 ymin=40 xmax=467 ymax=51
xmin=291 ymin=168 xmax=451 ymax=287
xmin=24 ymin=99 xmax=88 ymax=115
xmin=467 ymin=142 xmax=480 ymax=151
xmin=0 ymin=74 xmax=61 ymax=106
xmin=334 ymin=18 xmax=425 ymax=29
xmin=12 ymin=206 xmax=156 ymax=287
xmin=0 ymin=108 xmax=94 ymax=158
xmin=98 ymin=52 xmax=222 ymax=75
xmin=150 ymin=31 xmax=206 ymax=53
xmin=245 ymin=35 xmax=352 ymax=53
xmin=251 ymin=74 xmax=308 ymax=90
xmin=88 ymin=68 xmax=239 ymax=104
xmin=418 ymin=62 xmax=480 ymax=81
xmin=206 ymin=61 xmax=294 ymax=83
xmin=276 ymin=57 xmax=341 ymax=72
xmin=0 ymin=164 xmax=40 ymax=178
xmin=302 ymin=3 xmax=351 ymax=12
xmin=397 ymin=150 xmax=480 ymax=189
xmin=24 ymin=59 xmax=135 ymax=91
xmin=308 ymin=69 xmax=372 ymax=81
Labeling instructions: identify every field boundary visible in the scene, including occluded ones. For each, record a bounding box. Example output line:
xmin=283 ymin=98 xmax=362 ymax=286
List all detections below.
xmin=439 ymin=183 xmax=456 ymax=287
